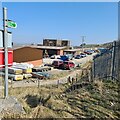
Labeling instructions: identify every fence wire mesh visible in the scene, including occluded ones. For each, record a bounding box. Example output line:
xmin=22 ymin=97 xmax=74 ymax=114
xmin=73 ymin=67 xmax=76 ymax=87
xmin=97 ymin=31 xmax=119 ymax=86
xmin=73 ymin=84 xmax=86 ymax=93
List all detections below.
xmin=92 ymin=40 xmax=119 ymax=80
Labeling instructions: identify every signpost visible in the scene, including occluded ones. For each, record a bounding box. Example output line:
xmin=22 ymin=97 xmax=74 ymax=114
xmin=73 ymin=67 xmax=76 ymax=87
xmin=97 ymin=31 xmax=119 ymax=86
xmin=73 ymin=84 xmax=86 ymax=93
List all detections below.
xmin=3 ymin=7 xmax=17 ymax=98
xmin=3 ymin=7 xmax=8 ymax=98
xmin=7 ymin=20 xmax=17 ymax=28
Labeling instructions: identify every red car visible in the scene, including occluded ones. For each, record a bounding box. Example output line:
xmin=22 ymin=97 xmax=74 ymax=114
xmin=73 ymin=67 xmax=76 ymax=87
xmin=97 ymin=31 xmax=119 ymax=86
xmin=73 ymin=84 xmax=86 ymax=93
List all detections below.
xmin=52 ymin=60 xmax=63 ymax=68
xmin=60 ymin=61 xmax=75 ymax=70
xmin=84 ymin=50 xmax=92 ymax=55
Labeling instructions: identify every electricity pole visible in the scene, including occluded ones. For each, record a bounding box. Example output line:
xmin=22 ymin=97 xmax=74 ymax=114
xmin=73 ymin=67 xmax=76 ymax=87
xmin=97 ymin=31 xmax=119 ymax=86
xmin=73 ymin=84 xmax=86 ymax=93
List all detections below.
xmin=81 ymin=36 xmax=86 ymax=45
xmin=3 ymin=7 xmax=8 ymax=98
xmin=81 ymin=36 xmax=86 ymax=51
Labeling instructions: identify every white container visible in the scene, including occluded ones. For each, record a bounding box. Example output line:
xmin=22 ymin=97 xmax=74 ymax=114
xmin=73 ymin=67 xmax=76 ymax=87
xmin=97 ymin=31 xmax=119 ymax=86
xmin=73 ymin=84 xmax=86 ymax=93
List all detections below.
xmin=7 ymin=32 xmax=12 ymax=48
xmin=0 ymin=30 xmax=12 ymax=48
xmin=0 ymin=31 xmax=3 ymax=48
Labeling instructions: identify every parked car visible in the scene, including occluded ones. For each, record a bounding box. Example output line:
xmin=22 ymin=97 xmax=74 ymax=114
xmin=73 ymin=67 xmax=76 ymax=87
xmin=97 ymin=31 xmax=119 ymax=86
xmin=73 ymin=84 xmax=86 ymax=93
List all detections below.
xmin=50 ymin=55 xmax=60 ymax=59
xmin=44 ymin=63 xmax=53 ymax=67
xmin=98 ymin=48 xmax=111 ymax=54
xmin=94 ymin=48 xmax=112 ymax=58
xmin=60 ymin=54 xmax=73 ymax=61
xmin=93 ymin=53 xmax=101 ymax=59
xmin=32 ymin=72 xmax=51 ymax=79
xmin=59 ymin=61 xmax=75 ymax=70
xmin=89 ymin=50 xmax=95 ymax=53
xmin=50 ymin=55 xmax=55 ymax=59
xmin=80 ymin=53 xmax=86 ymax=58
xmin=84 ymin=50 xmax=93 ymax=55
xmin=75 ymin=55 xmax=82 ymax=59
xmin=52 ymin=60 xmax=63 ymax=68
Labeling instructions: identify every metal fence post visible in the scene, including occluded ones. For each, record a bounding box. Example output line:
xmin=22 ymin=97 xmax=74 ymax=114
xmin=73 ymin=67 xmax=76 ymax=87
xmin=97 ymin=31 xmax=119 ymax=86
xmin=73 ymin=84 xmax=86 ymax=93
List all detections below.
xmin=118 ymin=41 xmax=120 ymax=81
xmin=111 ymin=41 xmax=116 ymax=80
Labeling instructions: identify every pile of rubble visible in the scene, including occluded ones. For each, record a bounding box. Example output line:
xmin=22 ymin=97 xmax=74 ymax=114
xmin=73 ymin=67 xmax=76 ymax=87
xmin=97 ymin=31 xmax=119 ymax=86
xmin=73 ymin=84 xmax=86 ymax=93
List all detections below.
xmin=0 ymin=96 xmax=25 ymax=118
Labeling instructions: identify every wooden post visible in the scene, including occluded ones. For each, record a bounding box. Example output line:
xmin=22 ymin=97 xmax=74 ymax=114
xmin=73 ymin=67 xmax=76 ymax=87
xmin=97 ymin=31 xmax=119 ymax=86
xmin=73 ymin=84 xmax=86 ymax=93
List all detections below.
xmin=38 ymin=79 xmax=40 ymax=88
xmin=88 ymin=69 xmax=92 ymax=82
xmin=76 ymin=73 xmax=78 ymax=82
xmin=93 ymin=57 xmax=95 ymax=81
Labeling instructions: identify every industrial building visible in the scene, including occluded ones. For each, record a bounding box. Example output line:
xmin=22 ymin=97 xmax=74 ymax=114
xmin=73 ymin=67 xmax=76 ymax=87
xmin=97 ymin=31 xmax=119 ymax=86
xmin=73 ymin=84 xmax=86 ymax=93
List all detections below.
xmin=63 ymin=49 xmax=82 ymax=56
xmin=31 ymin=45 xmax=66 ymax=57
xmin=43 ymin=39 xmax=70 ymax=47
xmin=13 ymin=46 xmax=43 ymax=66
xmin=13 ymin=45 xmax=66 ymax=66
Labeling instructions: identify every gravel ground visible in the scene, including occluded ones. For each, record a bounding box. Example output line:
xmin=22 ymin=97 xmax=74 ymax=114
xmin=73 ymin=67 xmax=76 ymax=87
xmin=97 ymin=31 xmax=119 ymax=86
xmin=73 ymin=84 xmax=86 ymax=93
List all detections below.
xmin=43 ymin=53 xmax=96 ymax=66
xmin=7 ymin=69 xmax=81 ymax=88
xmin=0 ymin=53 xmax=96 ymax=89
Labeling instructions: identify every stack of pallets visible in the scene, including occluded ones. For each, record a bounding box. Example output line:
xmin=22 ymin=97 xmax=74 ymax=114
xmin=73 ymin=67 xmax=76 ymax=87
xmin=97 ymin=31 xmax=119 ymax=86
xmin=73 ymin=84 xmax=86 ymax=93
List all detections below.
xmin=6 ymin=63 xmax=33 ymax=81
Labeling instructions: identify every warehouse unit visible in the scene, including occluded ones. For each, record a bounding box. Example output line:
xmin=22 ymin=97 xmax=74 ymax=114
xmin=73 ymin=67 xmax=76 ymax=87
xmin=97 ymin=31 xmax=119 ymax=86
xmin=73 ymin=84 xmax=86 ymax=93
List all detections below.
xmin=13 ymin=46 xmax=43 ymax=66
xmin=31 ymin=46 xmax=66 ymax=57
xmin=63 ymin=49 xmax=82 ymax=56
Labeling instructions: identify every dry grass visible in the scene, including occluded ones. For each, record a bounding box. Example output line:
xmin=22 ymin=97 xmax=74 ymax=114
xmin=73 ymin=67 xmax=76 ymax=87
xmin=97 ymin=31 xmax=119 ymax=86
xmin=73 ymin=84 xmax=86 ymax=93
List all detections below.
xmin=0 ymin=62 xmax=119 ymax=119
xmin=50 ymin=70 xmax=72 ymax=80
xmin=31 ymin=105 xmax=58 ymax=118
xmin=81 ymin=60 xmax=92 ymax=69
xmin=93 ymin=79 xmax=104 ymax=95
xmin=1 ymin=78 xmax=119 ymax=119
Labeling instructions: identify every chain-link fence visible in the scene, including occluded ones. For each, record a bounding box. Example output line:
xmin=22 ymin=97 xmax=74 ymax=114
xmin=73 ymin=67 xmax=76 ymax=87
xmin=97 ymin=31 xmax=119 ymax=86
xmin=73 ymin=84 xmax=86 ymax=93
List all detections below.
xmin=92 ymin=40 xmax=119 ymax=80
xmin=118 ymin=40 xmax=120 ymax=80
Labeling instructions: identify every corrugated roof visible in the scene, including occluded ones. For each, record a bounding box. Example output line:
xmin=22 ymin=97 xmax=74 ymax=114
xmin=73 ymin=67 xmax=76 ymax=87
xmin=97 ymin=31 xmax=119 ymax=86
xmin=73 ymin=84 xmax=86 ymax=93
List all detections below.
xmin=64 ymin=49 xmax=81 ymax=52
xmin=31 ymin=46 xmax=66 ymax=50
xmin=13 ymin=45 xmax=29 ymax=50
xmin=13 ymin=45 xmax=66 ymax=50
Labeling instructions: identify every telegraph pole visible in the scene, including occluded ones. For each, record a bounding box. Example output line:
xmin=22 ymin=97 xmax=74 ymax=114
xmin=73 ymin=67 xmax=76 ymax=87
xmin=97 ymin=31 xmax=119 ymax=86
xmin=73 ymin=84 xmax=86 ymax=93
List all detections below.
xmin=81 ymin=36 xmax=86 ymax=45
xmin=3 ymin=7 xmax=8 ymax=98
xmin=81 ymin=36 xmax=86 ymax=51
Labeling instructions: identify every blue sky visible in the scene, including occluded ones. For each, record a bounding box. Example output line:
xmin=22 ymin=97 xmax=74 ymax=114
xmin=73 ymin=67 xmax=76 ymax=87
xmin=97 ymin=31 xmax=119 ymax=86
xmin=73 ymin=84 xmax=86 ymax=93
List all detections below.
xmin=0 ymin=2 xmax=118 ymax=46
